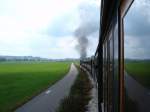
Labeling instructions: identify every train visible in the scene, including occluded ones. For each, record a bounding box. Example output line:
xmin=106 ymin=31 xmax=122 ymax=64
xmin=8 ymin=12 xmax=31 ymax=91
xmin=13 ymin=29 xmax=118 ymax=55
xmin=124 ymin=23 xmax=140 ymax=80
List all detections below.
xmin=80 ymin=0 xmax=134 ymax=112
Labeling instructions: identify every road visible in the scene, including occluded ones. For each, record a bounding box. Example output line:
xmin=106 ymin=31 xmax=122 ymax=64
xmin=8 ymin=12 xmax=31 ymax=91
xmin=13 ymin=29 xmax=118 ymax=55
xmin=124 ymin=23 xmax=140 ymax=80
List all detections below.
xmin=16 ymin=63 xmax=78 ymax=112
xmin=125 ymin=72 xmax=150 ymax=112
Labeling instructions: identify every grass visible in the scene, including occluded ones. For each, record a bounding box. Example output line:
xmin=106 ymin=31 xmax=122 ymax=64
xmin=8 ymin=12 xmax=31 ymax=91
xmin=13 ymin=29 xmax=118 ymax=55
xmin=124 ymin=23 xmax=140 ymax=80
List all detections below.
xmin=0 ymin=61 xmax=70 ymax=112
xmin=125 ymin=61 xmax=150 ymax=89
xmin=57 ymin=66 xmax=93 ymax=112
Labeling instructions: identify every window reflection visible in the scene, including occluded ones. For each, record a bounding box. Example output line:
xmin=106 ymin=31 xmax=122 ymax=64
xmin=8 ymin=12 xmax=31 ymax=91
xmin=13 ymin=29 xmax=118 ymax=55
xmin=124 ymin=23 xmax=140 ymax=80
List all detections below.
xmin=113 ymin=22 xmax=119 ymax=112
xmin=102 ymin=20 xmax=119 ymax=112
xmin=124 ymin=0 xmax=150 ymax=112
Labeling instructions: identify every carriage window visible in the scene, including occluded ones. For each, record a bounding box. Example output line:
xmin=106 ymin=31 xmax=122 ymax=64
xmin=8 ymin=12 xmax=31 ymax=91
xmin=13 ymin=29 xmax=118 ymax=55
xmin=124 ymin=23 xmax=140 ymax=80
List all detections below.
xmin=124 ymin=0 xmax=150 ymax=112
xmin=113 ymin=21 xmax=119 ymax=112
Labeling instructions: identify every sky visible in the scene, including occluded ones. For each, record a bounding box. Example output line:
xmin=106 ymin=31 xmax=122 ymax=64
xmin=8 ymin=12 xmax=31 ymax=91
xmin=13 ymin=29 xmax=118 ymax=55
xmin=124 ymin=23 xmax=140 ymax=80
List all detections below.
xmin=124 ymin=0 xmax=150 ymax=59
xmin=0 ymin=0 xmax=100 ymax=59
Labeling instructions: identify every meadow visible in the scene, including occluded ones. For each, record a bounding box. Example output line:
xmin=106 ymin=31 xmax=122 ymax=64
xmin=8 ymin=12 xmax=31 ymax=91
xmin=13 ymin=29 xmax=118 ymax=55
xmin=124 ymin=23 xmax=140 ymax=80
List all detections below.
xmin=0 ymin=61 xmax=70 ymax=112
xmin=125 ymin=60 xmax=150 ymax=89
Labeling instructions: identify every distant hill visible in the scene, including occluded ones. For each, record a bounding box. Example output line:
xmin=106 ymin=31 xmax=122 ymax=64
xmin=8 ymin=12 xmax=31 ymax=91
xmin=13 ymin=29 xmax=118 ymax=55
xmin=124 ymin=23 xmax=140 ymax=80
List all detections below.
xmin=0 ymin=56 xmax=50 ymax=61
xmin=125 ymin=58 xmax=150 ymax=63
xmin=0 ymin=56 xmax=79 ymax=62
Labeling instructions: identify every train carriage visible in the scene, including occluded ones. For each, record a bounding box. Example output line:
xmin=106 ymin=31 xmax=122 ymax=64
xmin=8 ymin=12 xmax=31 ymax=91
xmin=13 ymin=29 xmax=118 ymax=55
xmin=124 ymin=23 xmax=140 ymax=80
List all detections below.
xmin=80 ymin=0 xmax=134 ymax=112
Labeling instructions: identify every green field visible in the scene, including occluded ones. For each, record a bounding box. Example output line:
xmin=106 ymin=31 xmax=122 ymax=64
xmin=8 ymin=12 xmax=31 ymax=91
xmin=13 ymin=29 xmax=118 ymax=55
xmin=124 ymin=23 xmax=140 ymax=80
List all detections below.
xmin=0 ymin=61 xmax=70 ymax=112
xmin=125 ymin=61 xmax=150 ymax=89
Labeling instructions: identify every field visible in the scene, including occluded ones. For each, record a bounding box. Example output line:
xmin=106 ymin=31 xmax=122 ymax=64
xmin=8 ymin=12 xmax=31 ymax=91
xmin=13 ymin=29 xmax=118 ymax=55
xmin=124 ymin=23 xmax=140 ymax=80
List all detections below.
xmin=0 ymin=61 xmax=70 ymax=112
xmin=125 ymin=61 xmax=150 ymax=89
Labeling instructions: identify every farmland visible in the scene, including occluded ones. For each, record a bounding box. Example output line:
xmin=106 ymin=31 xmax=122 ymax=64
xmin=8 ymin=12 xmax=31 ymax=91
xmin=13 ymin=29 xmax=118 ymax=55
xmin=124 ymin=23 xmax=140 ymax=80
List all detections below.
xmin=0 ymin=61 xmax=70 ymax=112
xmin=125 ymin=60 xmax=150 ymax=89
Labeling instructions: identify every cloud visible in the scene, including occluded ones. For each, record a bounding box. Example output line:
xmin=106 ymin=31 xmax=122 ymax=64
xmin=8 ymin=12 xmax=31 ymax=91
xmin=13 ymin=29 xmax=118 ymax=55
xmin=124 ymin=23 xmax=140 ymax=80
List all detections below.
xmin=42 ymin=11 xmax=79 ymax=37
xmin=75 ymin=1 xmax=100 ymax=37
xmin=0 ymin=0 xmax=100 ymax=58
xmin=125 ymin=35 xmax=150 ymax=59
xmin=124 ymin=0 xmax=150 ymax=59
xmin=42 ymin=0 xmax=100 ymax=37
xmin=125 ymin=1 xmax=150 ymax=37
xmin=0 ymin=32 xmax=79 ymax=58
xmin=29 ymin=35 xmax=79 ymax=59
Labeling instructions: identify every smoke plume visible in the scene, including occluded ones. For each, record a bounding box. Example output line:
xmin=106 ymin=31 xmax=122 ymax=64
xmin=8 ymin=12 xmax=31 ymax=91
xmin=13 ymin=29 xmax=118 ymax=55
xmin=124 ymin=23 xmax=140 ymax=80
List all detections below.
xmin=74 ymin=2 xmax=100 ymax=59
xmin=75 ymin=34 xmax=89 ymax=59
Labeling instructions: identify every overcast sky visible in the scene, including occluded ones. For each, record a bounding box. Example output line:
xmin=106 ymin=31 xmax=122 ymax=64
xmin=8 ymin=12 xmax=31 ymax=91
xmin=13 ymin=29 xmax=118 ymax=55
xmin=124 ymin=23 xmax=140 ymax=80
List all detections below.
xmin=0 ymin=0 xmax=100 ymax=59
xmin=125 ymin=0 xmax=150 ymax=59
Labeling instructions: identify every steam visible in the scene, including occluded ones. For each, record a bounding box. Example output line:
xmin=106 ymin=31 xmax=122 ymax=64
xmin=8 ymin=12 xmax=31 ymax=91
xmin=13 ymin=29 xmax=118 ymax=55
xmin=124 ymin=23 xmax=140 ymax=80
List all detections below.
xmin=74 ymin=2 xmax=100 ymax=59
xmin=75 ymin=34 xmax=88 ymax=59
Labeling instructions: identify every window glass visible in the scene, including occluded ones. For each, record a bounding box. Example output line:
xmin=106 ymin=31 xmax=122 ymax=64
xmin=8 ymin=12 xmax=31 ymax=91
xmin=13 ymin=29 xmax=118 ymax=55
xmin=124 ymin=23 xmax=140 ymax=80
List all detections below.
xmin=113 ymin=21 xmax=119 ymax=112
xmin=124 ymin=0 xmax=150 ymax=112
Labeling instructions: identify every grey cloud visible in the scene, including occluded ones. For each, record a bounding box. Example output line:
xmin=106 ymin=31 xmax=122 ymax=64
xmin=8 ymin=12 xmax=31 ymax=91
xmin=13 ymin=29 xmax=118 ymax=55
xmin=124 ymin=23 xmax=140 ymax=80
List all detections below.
xmin=125 ymin=0 xmax=150 ymax=37
xmin=125 ymin=35 xmax=150 ymax=59
xmin=125 ymin=0 xmax=150 ymax=59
